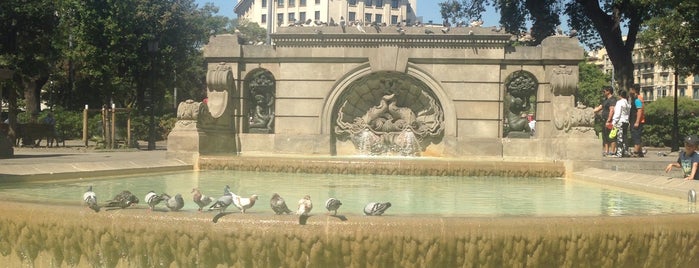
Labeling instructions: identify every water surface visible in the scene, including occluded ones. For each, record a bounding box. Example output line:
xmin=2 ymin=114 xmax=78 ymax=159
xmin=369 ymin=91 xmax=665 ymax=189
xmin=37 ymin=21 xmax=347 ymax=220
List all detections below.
xmin=0 ymin=170 xmax=691 ymax=217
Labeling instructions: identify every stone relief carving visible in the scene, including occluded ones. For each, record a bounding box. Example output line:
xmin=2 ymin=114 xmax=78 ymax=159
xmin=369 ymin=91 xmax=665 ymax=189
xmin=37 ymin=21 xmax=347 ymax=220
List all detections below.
xmin=549 ymin=65 xmax=578 ymax=96
xmin=198 ymin=63 xmax=236 ymax=131
xmin=504 ymin=71 xmax=537 ymax=137
xmin=246 ymin=71 xmax=275 ymax=133
xmin=205 ymin=63 xmax=233 ymax=119
xmin=334 ymin=73 xmax=444 ymax=156
xmin=175 ymin=99 xmax=200 ymax=127
xmin=554 ymin=101 xmax=596 ymax=133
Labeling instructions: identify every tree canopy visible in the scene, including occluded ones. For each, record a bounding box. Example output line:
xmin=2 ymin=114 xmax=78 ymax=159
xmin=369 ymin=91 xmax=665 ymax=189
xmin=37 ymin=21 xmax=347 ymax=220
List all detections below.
xmin=637 ymin=0 xmax=699 ymax=76
xmin=438 ymin=0 xmax=675 ymax=92
xmin=1 ymin=0 xmax=248 ymax=118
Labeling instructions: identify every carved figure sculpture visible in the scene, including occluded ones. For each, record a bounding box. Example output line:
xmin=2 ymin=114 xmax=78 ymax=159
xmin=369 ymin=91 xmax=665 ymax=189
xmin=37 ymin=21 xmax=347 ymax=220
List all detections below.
xmin=504 ymin=71 xmax=537 ymax=137
xmin=246 ymin=71 xmax=275 ymax=133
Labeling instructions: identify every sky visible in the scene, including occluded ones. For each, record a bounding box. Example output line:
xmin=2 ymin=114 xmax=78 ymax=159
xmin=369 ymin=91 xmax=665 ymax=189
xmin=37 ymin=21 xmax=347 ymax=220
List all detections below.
xmin=196 ymin=0 xmax=502 ymax=27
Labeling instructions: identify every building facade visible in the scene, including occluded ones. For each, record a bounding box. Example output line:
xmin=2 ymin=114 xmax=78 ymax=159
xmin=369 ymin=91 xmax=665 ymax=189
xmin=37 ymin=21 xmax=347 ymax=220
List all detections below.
xmin=234 ymin=0 xmax=418 ymax=33
xmin=589 ymin=47 xmax=699 ymax=101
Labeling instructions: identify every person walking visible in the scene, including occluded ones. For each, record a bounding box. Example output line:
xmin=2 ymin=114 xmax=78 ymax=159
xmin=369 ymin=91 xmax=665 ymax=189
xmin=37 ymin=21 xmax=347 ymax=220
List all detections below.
xmin=611 ymin=90 xmax=631 ymax=157
xmin=594 ymin=86 xmax=616 ymax=157
xmin=629 ymin=84 xmax=645 ymax=157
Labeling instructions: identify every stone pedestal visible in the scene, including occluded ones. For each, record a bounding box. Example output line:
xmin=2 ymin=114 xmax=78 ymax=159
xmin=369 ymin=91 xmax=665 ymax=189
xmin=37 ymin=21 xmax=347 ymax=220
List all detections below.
xmin=166 ymin=120 xmax=199 ymax=164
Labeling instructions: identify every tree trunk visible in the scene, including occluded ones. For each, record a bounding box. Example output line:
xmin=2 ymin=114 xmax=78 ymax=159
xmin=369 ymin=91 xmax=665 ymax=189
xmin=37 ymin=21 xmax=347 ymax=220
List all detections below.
xmin=578 ymin=0 xmax=640 ymax=92
xmin=22 ymin=76 xmax=43 ymax=123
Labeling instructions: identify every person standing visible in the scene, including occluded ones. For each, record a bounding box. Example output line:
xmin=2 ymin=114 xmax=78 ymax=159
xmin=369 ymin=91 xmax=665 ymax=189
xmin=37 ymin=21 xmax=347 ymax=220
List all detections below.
xmin=665 ymin=135 xmax=699 ymax=180
xmin=629 ymin=84 xmax=645 ymax=157
xmin=594 ymin=86 xmax=616 ymax=157
xmin=611 ymin=90 xmax=631 ymax=157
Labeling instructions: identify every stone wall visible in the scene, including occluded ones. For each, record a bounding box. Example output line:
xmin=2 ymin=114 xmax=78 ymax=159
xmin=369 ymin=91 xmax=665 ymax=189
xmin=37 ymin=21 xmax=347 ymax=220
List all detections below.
xmin=188 ymin=27 xmax=597 ymax=160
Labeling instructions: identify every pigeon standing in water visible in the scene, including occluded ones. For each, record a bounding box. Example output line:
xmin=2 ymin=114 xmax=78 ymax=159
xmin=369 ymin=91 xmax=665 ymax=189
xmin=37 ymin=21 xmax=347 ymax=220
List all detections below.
xmin=297 ymin=195 xmax=313 ymax=225
xmin=192 ymin=188 xmax=214 ymax=212
xmin=209 ymin=185 xmax=234 ymax=212
xmin=145 ymin=190 xmax=166 ymax=211
xmin=270 ymin=193 xmax=292 ymax=214
xmin=233 ymin=194 xmax=259 ymax=213
xmin=83 ymin=186 xmax=100 ymax=212
xmin=324 ymin=198 xmax=342 ymax=215
xmin=164 ymin=193 xmax=185 ymax=211
xmin=104 ymin=190 xmax=139 ymax=209
xmin=363 ymin=202 xmax=392 ymax=216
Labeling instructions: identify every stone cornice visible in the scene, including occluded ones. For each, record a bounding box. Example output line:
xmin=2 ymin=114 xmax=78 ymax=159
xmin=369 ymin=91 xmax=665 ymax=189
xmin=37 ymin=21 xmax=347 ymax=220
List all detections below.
xmin=271 ymin=26 xmax=513 ymax=48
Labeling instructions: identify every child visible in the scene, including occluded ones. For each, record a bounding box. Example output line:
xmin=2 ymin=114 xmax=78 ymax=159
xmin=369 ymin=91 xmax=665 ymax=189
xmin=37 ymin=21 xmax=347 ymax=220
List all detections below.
xmin=665 ymin=135 xmax=699 ymax=180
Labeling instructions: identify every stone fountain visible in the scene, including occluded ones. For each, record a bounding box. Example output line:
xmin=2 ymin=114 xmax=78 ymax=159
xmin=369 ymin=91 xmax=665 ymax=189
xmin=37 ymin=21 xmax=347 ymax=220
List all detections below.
xmin=168 ymin=26 xmax=597 ymax=163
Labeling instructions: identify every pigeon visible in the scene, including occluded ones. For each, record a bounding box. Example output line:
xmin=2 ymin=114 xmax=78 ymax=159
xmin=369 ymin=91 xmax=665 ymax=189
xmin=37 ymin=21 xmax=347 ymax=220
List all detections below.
xmin=164 ymin=193 xmax=185 ymax=211
xmin=340 ymin=16 xmax=346 ymax=33
xmin=396 ymin=27 xmax=406 ymax=35
xmin=104 ymin=190 xmax=139 ymax=209
xmin=469 ymin=19 xmax=483 ymax=27
xmin=314 ymin=29 xmax=323 ymax=35
xmin=208 ymin=185 xmax=234 ymax=212
xmin=297 ymin=195 xmax=313 ymax=225
xmin=492 ymin=25 xmax=503 ymax=32
xmin=556 ymin=25 xmax=564 ymax=36
xmin=424 ymin=29 xmax=434 ymax=35
xmin=568 ymin=29 xmax=578 ymax=38
xmin=192 ymin=188 xmax=214 ymax=211
xmin=441 ymin=27 xmax=450 ymax=34
xmin=356 ymin=23 xmax=365 ymax=33
xmin=233 ymin=194 xmax=259 ymax=213
xmin=325 ymin=198 xmax=342 ymax=215
xmin=372 ymin=22 xmax=381 ymax=33
xmin=270 ymin=193 xmax=292 ymax=214
xmin=83 ymin=186 xmax=100 ymax=212
xmin=363 ymin=202 xmax=392 ymax=216
xmin=145 ymin=190 xmax=166 ymax=211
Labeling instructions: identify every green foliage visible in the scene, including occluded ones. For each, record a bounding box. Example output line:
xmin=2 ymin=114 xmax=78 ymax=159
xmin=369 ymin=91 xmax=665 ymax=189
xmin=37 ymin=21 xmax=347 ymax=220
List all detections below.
xmin=577 ymin=62 xmax=611 ymax=108
xmin=234 ymin=19 xmax=268 ymax=45
xmin=644 ymin=97 xmax=699 ymax=147
xmin=637 ymin=0 xmax=699 ymax=76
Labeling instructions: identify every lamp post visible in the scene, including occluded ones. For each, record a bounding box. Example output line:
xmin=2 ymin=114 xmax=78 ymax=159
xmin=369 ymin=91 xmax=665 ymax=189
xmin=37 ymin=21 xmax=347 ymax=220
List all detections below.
xmin=672 ymin=71 xmax=679 ymax=152
xmin=147 ymin=39 xmax=159 ymax=150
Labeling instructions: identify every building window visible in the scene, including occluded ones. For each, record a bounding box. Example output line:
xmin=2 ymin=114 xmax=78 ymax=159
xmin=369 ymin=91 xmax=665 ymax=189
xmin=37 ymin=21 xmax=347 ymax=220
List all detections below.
xmin=316 ymin=0 xmax=321 ymax=4
xmin=391 ymin=0 xmax=399 ymax=8
xmin=365 ymin=0 xmax=373 ymax=6
xmin=277 ymin=13 xmax=284 ymax=25
xmin=262 ymin=0 xmax=267 ymax=8
xmin=278 ymin=0 xmax=284 ymax=7
xmin=376 ymin=0 xmax=383 ymax=7
xmin=680 ymin=87 xmax=686 ymax=97
xmin=300 ymin=0 xmax=306 ymax=6
xmin=694 ymin=75 xmax=699 ymax=84
xmin=391 ymin=15 xmax=398 ymax=25
xmin=315 ymin=11 xmax=320 ymax=20
xmin=365 ymin=13 xmax=372 ymax=23
xmin=289 ymin=0 xmax=295 ymax=7
xmin=261 ymin=14 xmax=267 ymax=24
xmin=375 ymin=14 xmax=382 ymax=24
xmin=694 ymin=88 xmax=699 ymax=99
xmin=348 ymin=12 xmax=356 ymax=22
xmin=349 ymin=0 xmax=357 ymax=6
xmin=289 ymin=12 xmax=295 ymax=23
xmin=299 ymin=12 xmax=306 ymax=22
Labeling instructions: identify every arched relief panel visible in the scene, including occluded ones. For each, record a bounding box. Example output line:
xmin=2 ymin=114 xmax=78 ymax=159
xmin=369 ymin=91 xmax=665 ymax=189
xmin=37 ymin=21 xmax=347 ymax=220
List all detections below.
xmin=503 ymin=70 xmax=538 ymax=138
xmin=242 ymin=69 xmax=276 ymax=133
xmin=323 ymin=64 xmax=451 ymax=156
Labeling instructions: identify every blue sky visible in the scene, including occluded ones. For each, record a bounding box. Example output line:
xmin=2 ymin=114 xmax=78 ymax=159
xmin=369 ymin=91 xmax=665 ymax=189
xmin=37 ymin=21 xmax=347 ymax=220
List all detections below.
xmin=196 ymin=0 xmax=502 ymax=27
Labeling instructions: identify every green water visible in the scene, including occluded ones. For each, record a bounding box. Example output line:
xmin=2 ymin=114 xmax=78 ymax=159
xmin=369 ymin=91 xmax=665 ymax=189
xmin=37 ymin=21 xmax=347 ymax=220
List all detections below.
xmin=0 ymin=170 xmax=692 ymax=216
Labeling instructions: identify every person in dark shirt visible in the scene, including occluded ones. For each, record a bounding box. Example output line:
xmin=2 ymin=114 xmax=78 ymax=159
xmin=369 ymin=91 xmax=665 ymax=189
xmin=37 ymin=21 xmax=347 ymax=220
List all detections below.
xmin=629 ymin=84 xmax=645 ymax=157
xmin=594 ymin=86 xmax=616 ymax=157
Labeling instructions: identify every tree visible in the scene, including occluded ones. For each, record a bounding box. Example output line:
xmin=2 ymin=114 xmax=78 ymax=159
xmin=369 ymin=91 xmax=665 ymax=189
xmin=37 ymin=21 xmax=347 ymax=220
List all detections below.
xmin=637 ymin=0 xmax=699 ymax=76
xmin=442 ymin=0 xmax=660 ymax=91
xmin=577 ymin=61 xmax=611 ymax=108
xmin=0 ymin=0 xmax=61 ymax=122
